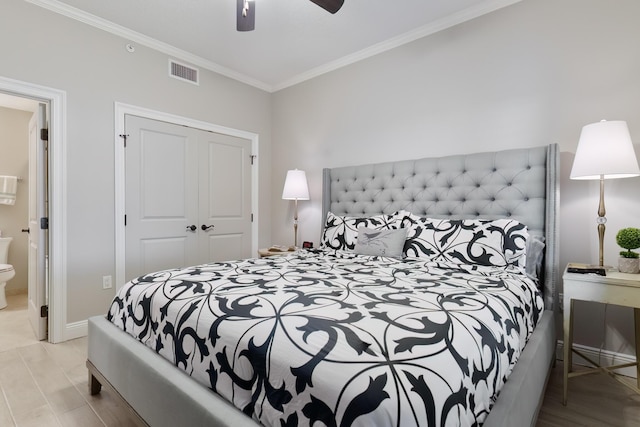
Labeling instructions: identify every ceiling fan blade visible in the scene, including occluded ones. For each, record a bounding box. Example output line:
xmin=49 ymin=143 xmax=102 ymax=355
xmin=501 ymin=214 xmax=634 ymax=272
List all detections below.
xmin=237 ymin=0 xmax=255 ymax=31
xmin=309 ymin=0 xmax=344 ymax=14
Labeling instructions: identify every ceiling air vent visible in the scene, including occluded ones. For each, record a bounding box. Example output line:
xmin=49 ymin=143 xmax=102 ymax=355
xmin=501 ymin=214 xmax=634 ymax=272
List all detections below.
xmin=169 ymin=60 xmax=199 ymax=85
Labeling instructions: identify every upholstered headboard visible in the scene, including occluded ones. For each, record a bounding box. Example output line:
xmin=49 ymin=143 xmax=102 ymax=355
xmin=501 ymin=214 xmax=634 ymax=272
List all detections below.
xmin=321 ymin=144 xmax=559 ymax=310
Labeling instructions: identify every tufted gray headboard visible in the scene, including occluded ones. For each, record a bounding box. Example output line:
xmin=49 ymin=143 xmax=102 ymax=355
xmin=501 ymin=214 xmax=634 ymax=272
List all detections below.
xmin=321 ymin=144 xmax=559 ymax=311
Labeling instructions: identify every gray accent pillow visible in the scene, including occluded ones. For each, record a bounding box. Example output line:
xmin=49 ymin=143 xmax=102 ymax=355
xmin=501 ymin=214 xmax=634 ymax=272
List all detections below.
xmin=355 ymin=227 xmax=407 ymax=258
xmin=526 ymin=235 xmax=545 ymax=282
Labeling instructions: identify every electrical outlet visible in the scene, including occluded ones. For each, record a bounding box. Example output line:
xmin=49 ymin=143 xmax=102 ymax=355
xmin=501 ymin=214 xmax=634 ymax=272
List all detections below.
xmin=102 ymin=275 xmax=113 ymax=289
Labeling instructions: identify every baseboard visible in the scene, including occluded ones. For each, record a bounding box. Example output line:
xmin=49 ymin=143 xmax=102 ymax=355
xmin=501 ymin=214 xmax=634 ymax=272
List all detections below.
xmin=557 ymin=340 xmax=637 ymax=379
xmin=5 ymin=288 xmax=27 ymax=296
xmin=64 ymin=319 xmax=88 ymax=341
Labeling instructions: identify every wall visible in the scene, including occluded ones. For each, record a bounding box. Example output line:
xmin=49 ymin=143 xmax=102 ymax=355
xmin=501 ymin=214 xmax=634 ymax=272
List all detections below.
xmin=0 ymin=0 xmax=272 ymax=326
xmin=272 ymin=0 xmax=640 ymax=357
xmin=0 ymin=106 xmax=30 ymax=294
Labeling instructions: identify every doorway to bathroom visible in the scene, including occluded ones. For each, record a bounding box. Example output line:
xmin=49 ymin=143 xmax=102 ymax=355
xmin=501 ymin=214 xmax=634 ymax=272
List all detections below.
xmin=0 ymin=93 xmax=48 ymax=341
xmin=0 ymin=76 xmax=66 ymax=344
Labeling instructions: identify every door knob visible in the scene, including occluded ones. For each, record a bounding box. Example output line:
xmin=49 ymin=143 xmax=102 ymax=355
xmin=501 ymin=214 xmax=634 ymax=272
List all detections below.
xmin=186 ymin=225 xmax=197 ymax=232
xmin=201 ymin=224 xmax=214 ymax=231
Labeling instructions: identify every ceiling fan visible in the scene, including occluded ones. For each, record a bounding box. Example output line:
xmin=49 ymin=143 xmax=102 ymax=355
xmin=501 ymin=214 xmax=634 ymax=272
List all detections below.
xmin=237 ymin=0 xmax=345 ymax=31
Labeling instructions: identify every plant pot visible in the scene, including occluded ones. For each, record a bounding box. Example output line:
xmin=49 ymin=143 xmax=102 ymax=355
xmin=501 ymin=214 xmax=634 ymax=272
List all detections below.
xmin=618 ymin=257 xmax=640 ymax=274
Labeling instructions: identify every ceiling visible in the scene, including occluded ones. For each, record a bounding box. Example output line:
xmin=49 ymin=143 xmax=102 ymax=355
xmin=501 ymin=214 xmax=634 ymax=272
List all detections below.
xmin=27 ymin=0 xmax=520 ymax=92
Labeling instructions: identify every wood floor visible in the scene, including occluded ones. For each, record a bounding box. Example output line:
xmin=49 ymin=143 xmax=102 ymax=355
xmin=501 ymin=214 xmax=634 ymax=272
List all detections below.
xmin=1 ymin=292 xmax=640 ymax=426
xmin=537 ymin=361 xmax=640 ymax=426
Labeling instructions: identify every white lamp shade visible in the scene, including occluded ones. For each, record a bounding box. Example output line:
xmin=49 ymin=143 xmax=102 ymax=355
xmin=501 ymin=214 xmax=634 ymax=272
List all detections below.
xmin=282 ymin=169 xmax=310 ymax=200
xmin=570 ymin=120 xmax=640 ymax=180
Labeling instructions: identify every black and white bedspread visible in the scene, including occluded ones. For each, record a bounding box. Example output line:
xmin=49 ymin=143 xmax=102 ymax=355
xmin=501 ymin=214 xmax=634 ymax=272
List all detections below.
xmin=107 ymin=249 xmax=543 ymax=427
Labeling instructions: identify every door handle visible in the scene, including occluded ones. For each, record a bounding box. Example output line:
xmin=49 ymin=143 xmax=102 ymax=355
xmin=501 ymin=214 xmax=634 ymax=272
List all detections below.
xmin=21 ymin=228 xmax=30 ymax=234
xmin=186 ymin=225 xmax=197 ymax=232
xmin=201 ymin=224 xmax=215 ymax=231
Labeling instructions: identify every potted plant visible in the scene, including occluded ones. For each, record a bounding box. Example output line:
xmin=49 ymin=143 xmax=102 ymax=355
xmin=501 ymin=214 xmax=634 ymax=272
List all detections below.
xmin=616 ymin=227 xmax=640 ymax=273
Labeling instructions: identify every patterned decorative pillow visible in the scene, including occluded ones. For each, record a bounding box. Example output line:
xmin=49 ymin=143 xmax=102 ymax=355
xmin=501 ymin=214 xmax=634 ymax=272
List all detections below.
xmin=354 ymin=227 xmax=407 ymax=258
xmin=403 ymin=217 xmax=529 ymax=268
xmin=320 ymin=211 xmax=403 ymax=251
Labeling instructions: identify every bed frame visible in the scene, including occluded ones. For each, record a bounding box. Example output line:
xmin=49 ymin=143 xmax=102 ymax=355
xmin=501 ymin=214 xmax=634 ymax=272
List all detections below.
xmin=87 ymin=144 xmax=559 ymax=426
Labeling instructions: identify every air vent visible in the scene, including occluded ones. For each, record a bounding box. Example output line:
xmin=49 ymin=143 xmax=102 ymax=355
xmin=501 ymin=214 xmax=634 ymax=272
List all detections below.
xmin=169 ymin=60 xmax=199 ymax=85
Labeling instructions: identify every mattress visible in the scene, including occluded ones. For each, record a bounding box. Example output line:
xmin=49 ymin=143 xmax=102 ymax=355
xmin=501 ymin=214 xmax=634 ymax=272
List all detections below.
xmin=107 ymin=249 xmax=544 ymax=427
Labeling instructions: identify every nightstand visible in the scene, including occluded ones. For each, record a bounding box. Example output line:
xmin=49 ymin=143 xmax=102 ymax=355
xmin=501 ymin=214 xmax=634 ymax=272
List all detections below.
xmin=562 ymin=266 xmax=640 ymax=405
xmin=258 ymin=247 xmax=295 ymax=258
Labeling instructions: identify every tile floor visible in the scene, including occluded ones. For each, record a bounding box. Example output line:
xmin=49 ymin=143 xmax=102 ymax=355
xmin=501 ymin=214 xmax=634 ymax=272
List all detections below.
xmin=0 ymin=294 xmax=137 ymax=426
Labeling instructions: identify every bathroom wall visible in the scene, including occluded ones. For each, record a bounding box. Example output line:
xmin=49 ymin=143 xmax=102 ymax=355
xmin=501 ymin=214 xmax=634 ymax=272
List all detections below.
xmin=0 ymin=106 xmax=30 ymax=294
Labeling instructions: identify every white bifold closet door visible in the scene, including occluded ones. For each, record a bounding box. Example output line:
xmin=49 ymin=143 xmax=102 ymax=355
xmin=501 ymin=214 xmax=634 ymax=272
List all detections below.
xmin=124 ymin=115 xmax=252 ymax=281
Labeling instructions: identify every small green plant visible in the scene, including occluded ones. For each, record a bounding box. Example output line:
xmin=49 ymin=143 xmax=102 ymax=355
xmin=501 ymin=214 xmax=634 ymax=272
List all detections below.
xmin=616 ymin=227 xmax=640 ymax=259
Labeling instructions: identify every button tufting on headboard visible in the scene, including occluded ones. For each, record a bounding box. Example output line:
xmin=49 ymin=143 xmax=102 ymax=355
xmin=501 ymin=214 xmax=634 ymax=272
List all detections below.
xmin=323 ymin=145 xmax=555 ymax=253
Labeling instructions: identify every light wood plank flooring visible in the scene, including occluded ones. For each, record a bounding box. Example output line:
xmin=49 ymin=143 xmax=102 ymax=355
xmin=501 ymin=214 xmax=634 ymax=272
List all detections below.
xmin=537 ymin=360 xmax=640 ymax=426
xmin=2 ymin=292 xmax=640 ymax=426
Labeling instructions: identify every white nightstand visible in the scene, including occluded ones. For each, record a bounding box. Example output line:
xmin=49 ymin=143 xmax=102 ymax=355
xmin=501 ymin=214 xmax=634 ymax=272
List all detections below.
xmin=562 ymin=265 xmax=640 ymax=405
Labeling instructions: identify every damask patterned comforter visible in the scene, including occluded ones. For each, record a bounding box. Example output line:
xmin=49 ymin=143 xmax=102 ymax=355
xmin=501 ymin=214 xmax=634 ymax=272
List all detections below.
xmin=107 ymin=249 xmax=544 ymax=427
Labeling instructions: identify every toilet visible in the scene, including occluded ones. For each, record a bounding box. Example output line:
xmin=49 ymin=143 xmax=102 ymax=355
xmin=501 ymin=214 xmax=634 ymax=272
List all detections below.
xmin=0 ymin=237 xmax=15 ymax=310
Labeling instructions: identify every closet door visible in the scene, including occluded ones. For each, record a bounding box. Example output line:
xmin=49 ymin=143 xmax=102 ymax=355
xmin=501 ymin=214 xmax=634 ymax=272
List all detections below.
xmin=198 ymin=133 xmax=252 ymax=263
xmin=124 ymin=115 xmax=253 ymax=281
xmin=124 ymin=115 xmax=199 ymax=280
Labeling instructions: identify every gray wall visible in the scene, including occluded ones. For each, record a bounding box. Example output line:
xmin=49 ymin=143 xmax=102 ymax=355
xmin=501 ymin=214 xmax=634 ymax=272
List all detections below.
xmin=0 ymin=107 xmax=30 ymax=294
xmin=272 ymin=0 xmax=640 ymax=356
xmin=0 ymin=0 xmax=272 ymax=324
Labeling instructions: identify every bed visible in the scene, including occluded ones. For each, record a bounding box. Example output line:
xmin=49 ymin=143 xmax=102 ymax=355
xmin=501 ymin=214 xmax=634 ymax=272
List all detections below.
xmin=87 ymin=144 xmax=559 ymax=426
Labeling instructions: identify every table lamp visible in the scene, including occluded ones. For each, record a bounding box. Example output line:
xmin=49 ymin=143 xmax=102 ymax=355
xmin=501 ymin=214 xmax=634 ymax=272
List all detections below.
xmin=282 ymin=169 xmax=309 ymax=249
xmin=570 ymin=120 xmax=640 ymax=266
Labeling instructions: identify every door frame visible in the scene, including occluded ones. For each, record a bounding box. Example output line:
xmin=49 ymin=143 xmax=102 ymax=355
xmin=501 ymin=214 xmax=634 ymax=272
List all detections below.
xmin=0 ymin=76 xmax=67 ymax=344
xmin=114 ymin=102 xmax=259 ymax=289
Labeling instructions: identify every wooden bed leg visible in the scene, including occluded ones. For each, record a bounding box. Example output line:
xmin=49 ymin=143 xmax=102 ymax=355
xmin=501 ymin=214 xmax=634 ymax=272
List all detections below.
xmin=89 ymin=372 xmax=102 ymax=395
xmin=86 ymin=359 xmax=150 ymax=426
xmin=87 ymin=360 xmax=103 ymax=396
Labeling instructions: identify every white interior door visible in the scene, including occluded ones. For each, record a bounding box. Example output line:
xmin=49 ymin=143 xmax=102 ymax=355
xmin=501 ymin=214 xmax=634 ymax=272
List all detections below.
xmin=125 ymin=115 xmax=253 ymax=281
xmin=199 ymin=133 xmax=252 ymax=263
xmin=125 ymin=116 xmax=199 ymax=281
xmin=27 ymin=103 xmax=47 ymax=340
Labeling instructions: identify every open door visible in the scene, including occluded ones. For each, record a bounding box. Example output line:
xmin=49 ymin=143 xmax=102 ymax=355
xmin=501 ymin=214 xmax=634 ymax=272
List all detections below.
xmin=27 ymin=103 xmax=48 ymax=340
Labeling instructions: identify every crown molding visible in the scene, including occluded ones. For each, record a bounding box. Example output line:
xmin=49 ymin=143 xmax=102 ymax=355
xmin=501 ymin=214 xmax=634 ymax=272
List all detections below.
xmin=26 ymin=0 xmax=521 ymax=93
xmin=273 ymin=0 xmax=522 ymax=91
xmin=25 ymin=0 xmax=273 ymax=92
